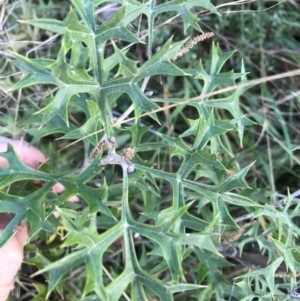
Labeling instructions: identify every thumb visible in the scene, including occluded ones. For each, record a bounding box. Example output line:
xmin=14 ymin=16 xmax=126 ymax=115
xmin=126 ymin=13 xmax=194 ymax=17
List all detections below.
xmin=0 ymin=214 xmax=29 ymax=301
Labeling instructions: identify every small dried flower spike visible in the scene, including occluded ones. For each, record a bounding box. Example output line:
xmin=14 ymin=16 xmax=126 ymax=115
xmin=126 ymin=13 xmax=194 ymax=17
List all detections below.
xmin=172 ymin=32 xmax=215 ymax=61
xmin=221 ymin=220 xmax=256 ymax=244
xmin=89 ymin=139 xmax=107 ymax=161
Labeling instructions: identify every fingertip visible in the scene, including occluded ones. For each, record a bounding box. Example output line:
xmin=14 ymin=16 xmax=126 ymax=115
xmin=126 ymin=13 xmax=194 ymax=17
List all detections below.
xmin=67 ymin=195 xmax=79 ymax=203
xmin=52 ymin=183 xmax=65 ymax=194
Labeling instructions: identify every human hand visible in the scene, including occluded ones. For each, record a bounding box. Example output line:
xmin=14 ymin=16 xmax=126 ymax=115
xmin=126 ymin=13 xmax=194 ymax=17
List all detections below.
xmin=0 ymin=214 xmax=28 ymax=301
xmin=0 ymin=137 xmax=78 ymax=300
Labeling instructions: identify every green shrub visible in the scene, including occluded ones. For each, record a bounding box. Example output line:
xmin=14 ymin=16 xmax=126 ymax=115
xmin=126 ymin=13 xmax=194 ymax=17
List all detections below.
xmin=1 ymin=0 xmax=300 ymax=300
